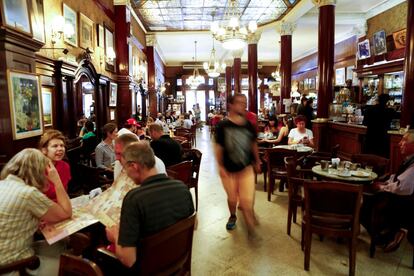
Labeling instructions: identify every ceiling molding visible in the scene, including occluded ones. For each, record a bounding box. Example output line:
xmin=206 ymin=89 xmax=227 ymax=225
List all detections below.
xmin=128 ymin=3 xmax=147 ymax=34
xmin=365 ymin=0 xmax=406 ymax=20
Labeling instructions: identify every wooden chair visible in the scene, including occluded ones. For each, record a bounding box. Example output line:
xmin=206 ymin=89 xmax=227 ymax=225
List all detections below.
xmin=181 ymin=141 xmax=192 ymax=150
xmin=58 ymin=253 xmax=103 ymax=276
xmin=302 ymin=180 xmax=363 ymax=276
xmin=285 ymin=156 xmax=304 ymax=236
xmin=182 ymin=149 xmax=202 ymax=210
xmin=167 ymin=161 xmax=193 ymax=188
xmin=76 ymin=164 xmax=113 ymax=193
xmin=97 ymin=213 xmax=196 ymax=275
xmin=265 ymin=148 xmax=296 ymax=201
xmin=255 ymin=147 xmax=268 ymax=192
xmin=351 ymin=154 xmax=390 ymax=179
xmin=0 ymin=256 xmax=40 ymax=275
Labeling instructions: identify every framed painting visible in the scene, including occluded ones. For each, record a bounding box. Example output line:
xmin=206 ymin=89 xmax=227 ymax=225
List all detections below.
xmin=304 ymin=78 xmax=309 ymax=90
xmin=373 ymin=30 xmax=387 ymax=55
xmin=104 ymin=24 xmax=115 ymax=71
xmin=79 ymin=13 xmax=94 ymax=51
xmin=1 ymin=0 xmax=32 ymax=35
xmin=393 ymin=29 xmax=406 ymax=49
xmin=109 ymin=82 xmax=117 ymax=107
xmin=30 ymin=0 xmax=45 ymax=42
xmin=309 ymin=77 xmax=316 ymax=90
xmin=335 ymin=68 xmax=345 ymax=85
xmin=357 ymin=39 xmax=371 ymax=59
xmin=7 ymin=70 xmax=43 ymax=140
xmin=63 ymin=3 xmax=78 ymax=47
xmin=299 ymin=81 xmax=304 ymax=91
xmin=97 ymin=24 xmax=104 ymax=47
xmin=41 ymin=87 xmax=53 ymax=127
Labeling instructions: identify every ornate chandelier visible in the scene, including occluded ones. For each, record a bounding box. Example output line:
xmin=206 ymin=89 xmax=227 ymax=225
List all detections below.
xmin=186 ymin=41 xmax=205 ymax=89
xmin=210 ymin=0 xmax=257 ymax=50
xmin=203 ymin=38 xmax=226 ymax=78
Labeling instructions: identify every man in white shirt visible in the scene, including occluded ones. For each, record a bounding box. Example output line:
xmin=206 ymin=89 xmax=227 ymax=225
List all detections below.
xmin=114 ymin=134 xmax=166 ymax=180
xmin=117 ymin=118 xmax=140 ymax=137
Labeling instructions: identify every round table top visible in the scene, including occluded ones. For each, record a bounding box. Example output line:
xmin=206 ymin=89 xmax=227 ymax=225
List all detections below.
xmin=312 ymin=165 xmax=378 ymax=182
xmin=274 ymin=144 xmax=314 ymax=153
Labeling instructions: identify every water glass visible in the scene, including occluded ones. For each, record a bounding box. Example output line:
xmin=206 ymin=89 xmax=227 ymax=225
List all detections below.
xmin=365 ymin=165 xmax=373 ymax=172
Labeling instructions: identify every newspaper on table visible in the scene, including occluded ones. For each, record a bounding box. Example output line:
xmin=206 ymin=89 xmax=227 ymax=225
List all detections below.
xmin=41 ymin=171 xmax=136 ymax=244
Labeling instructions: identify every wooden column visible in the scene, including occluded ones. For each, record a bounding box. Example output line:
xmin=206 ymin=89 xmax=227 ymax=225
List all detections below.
xmin=114 ymin=5 xmax=132 ymax=125
xmin=146 ymin=34 xmax=157 ymax=118
xmin=233 ymin=49 xmax=243 ymax=94
xmin=248 ymin=33 xmax=260 ymax=113
xmin=402 ymin=0 xmax=414 ymax=127
xmin=280 ymin=22 xmax=295 ymax=114
xmin=315 ymin=0 xmax=336 ymax=119
xmin=225 ymin=65 xmax=232 ymax=99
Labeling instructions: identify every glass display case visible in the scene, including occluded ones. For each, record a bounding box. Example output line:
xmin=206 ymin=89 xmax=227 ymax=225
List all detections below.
xmin=384 ymin=72 xmax=403 ymax=104
xmin=329 ymin=103 xmax=363 ymax=124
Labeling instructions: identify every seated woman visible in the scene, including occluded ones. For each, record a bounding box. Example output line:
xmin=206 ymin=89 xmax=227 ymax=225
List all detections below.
xmin=264 ymin=116 xmax=278 ymax=137
xmin=80 ymin=120 xmax=98 ymax=157
xmin=95 ymin=123 xmax=118 ymax=170
xmin=0 ymin=149 xmax=72 ymax=267
xmin=263 ymin=116 xmax=291 ymax=145
xmin=288 ymin=115 xmax=314 ymax=147
xmin=39 ymin=130 xmax=71 ymax=201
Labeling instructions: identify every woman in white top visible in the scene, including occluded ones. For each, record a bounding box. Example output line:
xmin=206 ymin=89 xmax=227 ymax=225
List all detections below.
xmin=288 ymin=115 xmax=314 ymax=147
xmin=0 ymin=148 xmax=72 ymax=267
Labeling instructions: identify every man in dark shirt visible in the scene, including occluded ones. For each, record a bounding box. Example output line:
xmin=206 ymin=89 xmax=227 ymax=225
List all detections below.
xmin=148 ymin=123 xmax=182 ymax=167
xmin=105 ymin=142 xmax=194 ymax=271
xmin=215 ymin=94 xmax=261 ymax=239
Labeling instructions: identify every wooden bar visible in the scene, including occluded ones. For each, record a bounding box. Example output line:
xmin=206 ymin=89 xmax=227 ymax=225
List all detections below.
xmin=326 ymin=122 xmax=366 ymax=160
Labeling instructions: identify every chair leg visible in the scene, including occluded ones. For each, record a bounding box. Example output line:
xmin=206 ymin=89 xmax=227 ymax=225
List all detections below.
xmin=267 ymin=177 xmax=274 ymax=201
xmin=301 ymin=223 xmax=305 ymax=251
xmin=195 ymin=186 xmax=198 ymax=211
xmin=287 ymin=202 xmax=292 ymax=235
xmin=304 ymin=227 xmax=312 ymax=271
xmin=263 ymin=171 xmax=267 ymax=192
xmin=349 ymin=236 xmax=357 ymax=276
xmin=293 ymin=204 xmax=297 ymax=223
xmin=369 ymin=238 xmax=376 ymax=258
xmin=412 ymin=246 xmax=414 ymax=269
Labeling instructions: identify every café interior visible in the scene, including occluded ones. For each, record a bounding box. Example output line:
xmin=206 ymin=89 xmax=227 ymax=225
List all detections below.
xmin=0 ymin=0 xmax=414 ymax=275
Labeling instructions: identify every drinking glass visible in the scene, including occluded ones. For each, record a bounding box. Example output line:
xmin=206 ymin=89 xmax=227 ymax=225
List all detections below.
xmin=365 ymin=165 xmax=373 ymax=172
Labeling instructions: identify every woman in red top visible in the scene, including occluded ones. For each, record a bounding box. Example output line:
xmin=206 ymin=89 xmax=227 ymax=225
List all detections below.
xmin=39 ymin=129 xmax=71 ymax=201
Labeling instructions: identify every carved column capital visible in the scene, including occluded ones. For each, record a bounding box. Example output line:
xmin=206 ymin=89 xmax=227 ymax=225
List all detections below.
xmin=232 ymin=49 xmax=244 ymax=59
xmin=114 ymin=0 xmax=129 ymax=5
xmin=280 ymin=21 xmax=296 ymax=36
xmin=247 ymin=31 xmax=262 ymax=44
xmin=312 ymin=0 xmax=336 ymax=8
xmin=146 ymin=34 xmax=157 ymax=47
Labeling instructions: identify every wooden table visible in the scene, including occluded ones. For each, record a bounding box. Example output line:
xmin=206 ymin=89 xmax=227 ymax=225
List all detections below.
xmin=274 ymin=145 xmax=314 ymax=153
xmin=312 ymin=165 xmax=377 ymax=183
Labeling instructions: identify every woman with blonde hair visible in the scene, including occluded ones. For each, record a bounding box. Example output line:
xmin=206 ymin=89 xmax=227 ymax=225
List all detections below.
xmin=39 ymin=129 xmax=71 ymax=201
xmin=0 ymin=148 xmax=72 ymax=268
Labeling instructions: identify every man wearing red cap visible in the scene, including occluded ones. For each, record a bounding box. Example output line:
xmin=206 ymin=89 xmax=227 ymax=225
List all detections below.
xmin=118 ymin=118 xmax=140 ymax=137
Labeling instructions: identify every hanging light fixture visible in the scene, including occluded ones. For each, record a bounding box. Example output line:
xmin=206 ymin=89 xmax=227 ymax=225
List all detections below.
xmin=271 ymin=65 xmax=281 ymax=83
xmin=203 ymin=37 xmax=226 ymax=78
xmin=186 ymin=41 xmax=205 ymax=89
xmin=211 ymin=0 xmax=257 ymax=50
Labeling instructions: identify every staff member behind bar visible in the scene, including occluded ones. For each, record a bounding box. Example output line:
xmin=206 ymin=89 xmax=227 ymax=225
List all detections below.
xmin=288 ymin=115 xmax=314 ymax=147
xmin=361 ymin=130 xmax=414 ymax=252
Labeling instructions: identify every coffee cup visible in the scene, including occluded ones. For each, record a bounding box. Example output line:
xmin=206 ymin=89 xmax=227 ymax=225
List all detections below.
xmin=321 ymin=160 xmax=330 ymax=171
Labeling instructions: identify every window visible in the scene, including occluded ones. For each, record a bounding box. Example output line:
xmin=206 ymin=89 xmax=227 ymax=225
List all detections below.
xmin=177 ymin=79 xmax=182 ymax=86
xmin=208 ymin=78 xmax=214 ymax=85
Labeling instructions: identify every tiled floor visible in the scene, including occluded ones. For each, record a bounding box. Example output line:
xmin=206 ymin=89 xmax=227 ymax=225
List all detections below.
xmin=191 ymin=127 xmax=413 ymax=275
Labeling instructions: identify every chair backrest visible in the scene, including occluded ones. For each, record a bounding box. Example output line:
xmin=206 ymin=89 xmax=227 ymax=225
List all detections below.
xmin=59 ymin=253 xmax=103 ymax=276
xmin=0 ymin=256 xmax=40 ymax=275
xmin=351 ymin=154 xmax=390 ymax=176
xmin=265 ymin=148 xmax=296 ymax=172
xmin=181 ymin=141 xmax=192 ymax=150
xmin=82 ymin=136 xmax=98 ymax=156
xmin=285 ymin=156 xmax=304 ymax=199
xmin=139 ymin=213 xmax=196 ymax=276
xmin=167 ymin=161 xmax=193 ymax=187
xmin=304 ymin=181 xmax=363 ymax=234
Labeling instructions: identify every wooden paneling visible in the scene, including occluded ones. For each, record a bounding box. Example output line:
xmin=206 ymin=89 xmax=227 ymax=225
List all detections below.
xmin=367 ymin=2 xmax=407 ymax=38
xmin=327 ymin=122 xmax=367 ymax=160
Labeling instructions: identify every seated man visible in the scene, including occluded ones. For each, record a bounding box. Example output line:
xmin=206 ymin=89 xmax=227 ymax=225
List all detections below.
xmin=148 ymin=123 xmax=182 ymax=167
xmin=105 ymin=142 xmax=194 ymax=272
xmin=361 ymin=130 xmax=414 ymax=252
xmin=113 ymin=134 xmax=166 ymax=181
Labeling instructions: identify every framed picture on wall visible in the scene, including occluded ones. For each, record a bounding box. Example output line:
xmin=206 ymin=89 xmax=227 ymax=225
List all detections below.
xmin=7 ymin=70 xmax=43 ymax=140
xmin=309 ymin=77 xmax=316 ymax=90
xmin=392 ymin=29 xmax=406 ymax=49
xmin=357 ymin=39 xmax=371 ymax=59
xmin=373 ymin=30 xmax=387 ymax=55
xmin=299 ymin=81 xmax=304 ymax=91
xmin=79 ymin=13 xmax=94 ymax=51
xmin=304 ymin=78 xmax=309 ymax=90
xmin=104 ymin=24 xmax=115 ymax=71
xmin=110 ymin=109 xmax=115 ymax=121
xmin=30 ymin=0 xmax=45 ymax=42
xmin=63 ymin=3 xmax=78 ymax=47
xmin=41 ymin=87 xmax=53 ymax=127
xmin=109 ymin=82 xmax=117 ymax=107
xmin=335 ymin=68 xmax=345 ymax=85
xmin=97 ymin=24 xmax=104 ymax=47
xmin=1 ymin=0 xmax=32 ymax=35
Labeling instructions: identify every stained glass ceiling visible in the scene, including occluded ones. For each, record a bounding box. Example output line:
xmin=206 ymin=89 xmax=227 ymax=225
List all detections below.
xmin=132 ymin=0 xmax=299 ymax=31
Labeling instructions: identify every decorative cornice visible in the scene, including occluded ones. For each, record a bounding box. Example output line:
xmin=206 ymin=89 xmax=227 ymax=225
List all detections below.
xmin=146 ymin=34 xmax=156 ymax=47
xmin=114 ymin=0 xmax=129 ymax=4
xmin=280 ymin=21 xmax=296 ymax=36
xmin=232 ymin=49 xmax=244 ymax=59
xmin=351 ymin=22 xmax=367 ymax=38
xmin=312 ymin=0 xmax=336 ymax=8
xmin=247 ymin=31 xmax=262 ymax=44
